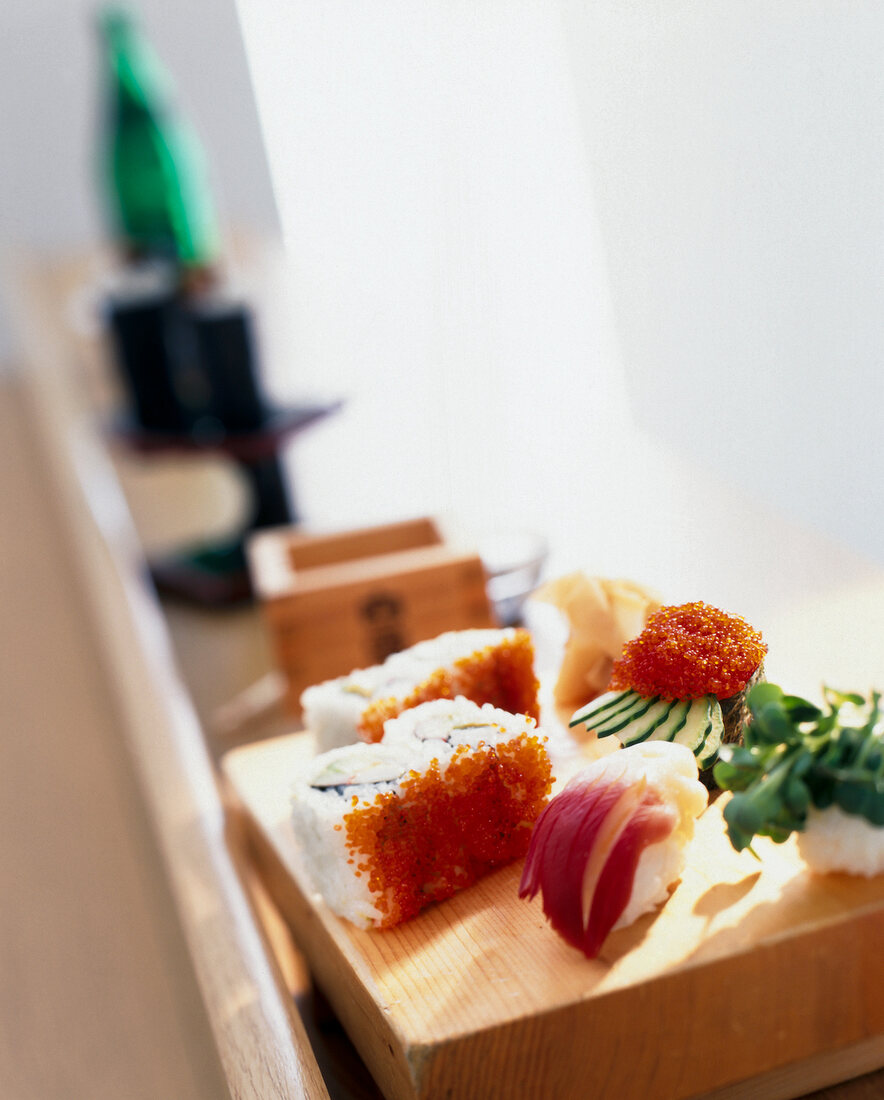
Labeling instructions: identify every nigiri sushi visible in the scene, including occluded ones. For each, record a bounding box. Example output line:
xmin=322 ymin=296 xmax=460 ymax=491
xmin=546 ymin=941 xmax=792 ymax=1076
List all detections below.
xmin=301 ymin=627 xmax=540 ymax=752
xmin=292 ymin=697 xmax=553 ymax=928
xmin=519 ymin=740 xmax=707 ymax=959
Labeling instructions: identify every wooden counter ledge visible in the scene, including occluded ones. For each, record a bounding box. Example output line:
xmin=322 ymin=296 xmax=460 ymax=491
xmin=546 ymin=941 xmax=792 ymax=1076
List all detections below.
xmin=5 ymin=251 xmax=331 ymax=1099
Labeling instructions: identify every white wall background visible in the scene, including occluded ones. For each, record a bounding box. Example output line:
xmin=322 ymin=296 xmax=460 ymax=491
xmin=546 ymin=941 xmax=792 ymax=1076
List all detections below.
xmin=238 ymin=0 xmax=631 ymax=545
xmin=559 ymin=0 xmax=884 ymax=560
xmin=239 ymin=0 xmax=884 ymax=563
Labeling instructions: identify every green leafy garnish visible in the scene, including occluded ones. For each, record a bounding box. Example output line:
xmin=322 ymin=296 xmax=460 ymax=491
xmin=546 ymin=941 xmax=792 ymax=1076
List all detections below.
xmin=714 ymin=683 xmax=884 ymax=853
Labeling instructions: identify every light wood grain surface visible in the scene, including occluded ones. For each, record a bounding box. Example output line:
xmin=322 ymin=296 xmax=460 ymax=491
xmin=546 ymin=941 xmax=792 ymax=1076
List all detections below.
xmin=0 ymin=377 xmax=231 ymax=1100
xmin=5 ymin=249 xmax=332 ymax=1099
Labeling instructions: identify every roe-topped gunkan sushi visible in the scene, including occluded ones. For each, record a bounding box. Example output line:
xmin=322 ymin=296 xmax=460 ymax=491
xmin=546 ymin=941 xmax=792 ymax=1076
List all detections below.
xmin=301 ymin=627 xmax=540 ymax=752
xmin=570 ymin=602 xmax=766 ymax=784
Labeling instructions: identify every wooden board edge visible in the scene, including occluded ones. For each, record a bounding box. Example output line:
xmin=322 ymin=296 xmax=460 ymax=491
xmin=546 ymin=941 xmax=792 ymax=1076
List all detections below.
xmin=230 ymin=785 xmax=427 ymax=1100
xmin=693 ymin=1034 xmax=884 ymax=1100
xmin=408 ymin=903 xmax=884 ymax=1100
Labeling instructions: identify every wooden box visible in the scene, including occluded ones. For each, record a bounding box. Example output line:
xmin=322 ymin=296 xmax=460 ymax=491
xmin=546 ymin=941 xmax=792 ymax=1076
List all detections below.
xmin=248 ymin=517 xmax=495 ymax=712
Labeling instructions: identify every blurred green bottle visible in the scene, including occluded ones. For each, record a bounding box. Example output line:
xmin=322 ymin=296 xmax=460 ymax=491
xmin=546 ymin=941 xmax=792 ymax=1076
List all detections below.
xmin=98 ymin=7 xmax=219 ymax=286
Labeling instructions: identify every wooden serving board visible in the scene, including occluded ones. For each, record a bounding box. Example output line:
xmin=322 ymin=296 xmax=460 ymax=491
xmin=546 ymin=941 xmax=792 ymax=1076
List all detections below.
xmin=223 ymin=732 xmax=884 ymax=1100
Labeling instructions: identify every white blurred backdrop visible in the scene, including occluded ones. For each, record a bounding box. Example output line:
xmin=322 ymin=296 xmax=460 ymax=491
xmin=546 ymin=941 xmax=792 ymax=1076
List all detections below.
xmin=2 ymin=0 xmax=883 ymax=567
xmin=237 ymin=0 xmax=884 ymax=560
xmin=238 ymin=0 xmax=630 ymax=543
xmin=558 ymin=0 xmax=884 ymax=560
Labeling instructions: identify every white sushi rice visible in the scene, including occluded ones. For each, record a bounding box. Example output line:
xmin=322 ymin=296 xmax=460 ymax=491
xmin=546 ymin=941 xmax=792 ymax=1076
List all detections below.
xmin=300 ymin=628 xmax=520 ymax=752
xmin=615 ymin=838 xmax=686 ymax=930
xmin=798 ymin=805 xmax=884 ymax=876
xmin=291 ymin=740 xmax=428 ymax=928
xmin=608 ymin=742 xmax=708 ymax=930
xmin=382 ymin=695 xmax=540 ymax=752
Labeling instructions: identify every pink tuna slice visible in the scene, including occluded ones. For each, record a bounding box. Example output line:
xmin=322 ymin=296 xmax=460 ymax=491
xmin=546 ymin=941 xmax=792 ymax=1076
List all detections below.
xmin=519 ymin=766 xmax=677 ymax=959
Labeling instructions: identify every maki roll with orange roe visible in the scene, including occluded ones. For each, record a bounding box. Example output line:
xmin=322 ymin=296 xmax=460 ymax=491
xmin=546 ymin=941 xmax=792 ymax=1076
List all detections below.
xmin=292 ymin=697 xmax=553 ymax=928
xmin=301 ymin=628 xmax=540 ymax=752
xmin=570 ymin=602 xmax=766 ymax=785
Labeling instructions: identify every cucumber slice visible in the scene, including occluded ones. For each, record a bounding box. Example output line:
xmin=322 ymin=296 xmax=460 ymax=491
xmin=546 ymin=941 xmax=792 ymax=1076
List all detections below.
xmin=618 ymin=699 xmax=680 ymax=746
xmin=670 ymin=696 xmax=715 ymax=755
xmin=646 ymin=699 xmax=692 ymax=743
xmin=593 ymin=693 xmax=660 ymax=736
xmin=659 ymin=694 xmax=725 ymax=768
xmin=573 ymin=686 xmax=728 ymax=776
xmin=569 ymin=690 xmax=633 ymax=729
xmin=696 ymin=698 xmax=724 ymax=769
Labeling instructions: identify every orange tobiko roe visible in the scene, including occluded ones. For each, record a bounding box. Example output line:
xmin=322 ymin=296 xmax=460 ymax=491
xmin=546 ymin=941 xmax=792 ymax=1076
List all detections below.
xmin=609 ymin=601 xmax=766 ymax=700
xmin=357 ymin=629 xmax=540 ymax=743
xmin=342 ymin=733 xmax=553 ymax=927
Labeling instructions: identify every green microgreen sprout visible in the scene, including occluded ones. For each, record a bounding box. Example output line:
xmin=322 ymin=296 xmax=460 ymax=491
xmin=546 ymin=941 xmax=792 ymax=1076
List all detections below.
xmin=713 ymin=683 xmax=884 ymax=854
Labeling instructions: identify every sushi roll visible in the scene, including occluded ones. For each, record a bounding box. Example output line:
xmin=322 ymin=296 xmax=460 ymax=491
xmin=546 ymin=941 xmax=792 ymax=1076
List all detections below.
xmin=301 ymin=627 xmax=540 ymax=752
xmin=519 ymin=740 xmax=707 ymax=959
xmin=569 ymin=602 xmax=766 ymax=786
xmin=292 ymin=697 xmax=553 ymax=928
